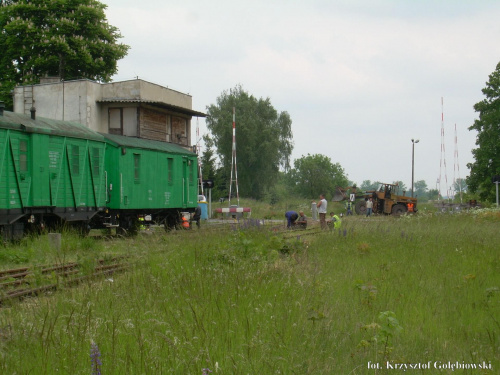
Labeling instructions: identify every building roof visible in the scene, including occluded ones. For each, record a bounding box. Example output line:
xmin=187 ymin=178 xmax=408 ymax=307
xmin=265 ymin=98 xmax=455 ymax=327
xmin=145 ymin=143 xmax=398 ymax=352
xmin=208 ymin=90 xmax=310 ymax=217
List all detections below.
xmin=0 ymin=111 xmax=105 ymax=141
xmin=101 ymin=132 xmax=197 ymax=156
xmin=96 ymin=99 xmax=207 ymax=118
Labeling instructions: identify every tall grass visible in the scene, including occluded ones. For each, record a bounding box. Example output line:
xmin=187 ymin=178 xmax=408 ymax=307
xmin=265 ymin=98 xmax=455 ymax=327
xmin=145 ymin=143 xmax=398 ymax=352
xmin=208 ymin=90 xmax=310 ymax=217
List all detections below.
xmin=0 ymin=210 xmax=498 ymax=374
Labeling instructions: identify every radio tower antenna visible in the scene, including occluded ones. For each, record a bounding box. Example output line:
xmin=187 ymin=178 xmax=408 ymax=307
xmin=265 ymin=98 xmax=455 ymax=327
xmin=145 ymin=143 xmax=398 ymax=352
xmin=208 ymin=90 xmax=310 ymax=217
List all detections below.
xmin=453 ymin=123 xmax=463 ymax=203
xmin=228 ymin=107 xmax=240 ymax=207
xmin=439 ymin=97 xmax=449 ymax=201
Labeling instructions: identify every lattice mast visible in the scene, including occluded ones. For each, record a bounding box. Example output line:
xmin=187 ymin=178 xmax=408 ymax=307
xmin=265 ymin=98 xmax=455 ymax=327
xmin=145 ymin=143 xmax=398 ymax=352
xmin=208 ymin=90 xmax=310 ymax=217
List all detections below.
xmin=453 ymin=123 xmax=463 ymax=203
xmin=439 ymin=97 xmax=450 ymax=201
xmin=228 ymin=107 xmax=240 ymax=207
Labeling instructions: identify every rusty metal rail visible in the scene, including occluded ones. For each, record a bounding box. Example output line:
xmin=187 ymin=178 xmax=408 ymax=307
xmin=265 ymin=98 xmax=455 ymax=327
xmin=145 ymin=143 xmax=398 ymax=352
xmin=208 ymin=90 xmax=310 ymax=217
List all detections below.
xmin=0 ymin=258 xmax=128 ymax=304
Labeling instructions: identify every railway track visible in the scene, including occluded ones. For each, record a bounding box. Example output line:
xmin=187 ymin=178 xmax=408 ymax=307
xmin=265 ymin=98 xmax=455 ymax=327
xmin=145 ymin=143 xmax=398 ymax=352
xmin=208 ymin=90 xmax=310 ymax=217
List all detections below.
xmin=0 ymin=222 xmax=322 ymax=304
xmin=0 ymin=257 xmax=128 ymax=304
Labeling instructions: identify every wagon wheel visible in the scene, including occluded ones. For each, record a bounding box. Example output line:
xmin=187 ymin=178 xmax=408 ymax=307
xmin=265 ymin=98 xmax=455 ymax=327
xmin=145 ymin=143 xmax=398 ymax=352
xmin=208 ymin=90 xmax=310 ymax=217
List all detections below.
xmin=355 ymin=200 xmax=367 ymax=215
xmin=391 ymin=204 xmax=407 ymax=216
xmin=72 ymin=221 xmax=91 ymax=237
xmin=163 ymin=214 xmax=179 ymax=232
xmin=119 ymin=216 xmax=139 ymax=236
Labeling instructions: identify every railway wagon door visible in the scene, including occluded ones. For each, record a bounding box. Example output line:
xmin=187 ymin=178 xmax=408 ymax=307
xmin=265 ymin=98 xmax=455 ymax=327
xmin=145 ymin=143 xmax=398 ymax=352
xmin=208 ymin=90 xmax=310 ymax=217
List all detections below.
xmin=9 ymin=135 xmax=32 ymax=209
xmin=182 ymin=158 xmax=189 ymax=208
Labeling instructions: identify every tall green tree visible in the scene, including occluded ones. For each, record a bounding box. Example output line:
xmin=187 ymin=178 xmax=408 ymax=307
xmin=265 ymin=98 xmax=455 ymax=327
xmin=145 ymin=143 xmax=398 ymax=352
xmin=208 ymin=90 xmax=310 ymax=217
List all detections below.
xmin=205 ymin=85 xmax=293 ymax=199
xmin=290 ymin=153 xmax=348 ymax=199
xmin=453 ymin=178 xmax=467 ymax=194
xmin=467 ymin=61 xmax=500 ymax=201
xmin=199 ymin=134 xmax=228 ymax=200
xmin=360 ymin=180 xmax=379 ymax=191
xmin=392 ymin=181 xmax=407 ymax=193
xmin=427 ymin=188 xmax=439 ymax=201
xmin=0 ymin=0 xmax=129 ymax=108
xmin=200 ymin=135 xmax=217 ymax=183
xmin=413 ymin=179 xmax=428 ymax=198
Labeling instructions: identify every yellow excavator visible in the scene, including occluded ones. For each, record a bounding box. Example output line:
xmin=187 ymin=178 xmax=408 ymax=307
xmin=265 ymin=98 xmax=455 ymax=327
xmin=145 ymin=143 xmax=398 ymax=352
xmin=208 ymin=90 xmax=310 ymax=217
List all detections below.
xmin=332 ymin=183 xmax=417 ymax=216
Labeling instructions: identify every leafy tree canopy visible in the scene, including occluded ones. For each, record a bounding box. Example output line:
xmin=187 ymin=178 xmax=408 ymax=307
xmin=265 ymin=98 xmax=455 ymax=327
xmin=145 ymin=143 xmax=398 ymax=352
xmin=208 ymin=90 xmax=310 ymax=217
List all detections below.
xmin=413 ymin=179 xmax=428 ymax=198
xmin=452 ymin=177 xmax=467 ymax=194
xmin=427 ymin=188 xmax=439 ymax=201
xmin=392 ymin=180 xmax=407 ymax=194
xmin=467 ymin=61 xmax=500 ymax=201
xmin=205 ymin=85 xmax=293 ymax=199
xmin=360 ymin=180 xmax=379 ymax=191
xmin=289 ymin=153 xmax=348 ymax=199
xmin=0 ymin=0 xmax=129 ymax=108
xmin=200 ymin=135 xmax=217 ymax=182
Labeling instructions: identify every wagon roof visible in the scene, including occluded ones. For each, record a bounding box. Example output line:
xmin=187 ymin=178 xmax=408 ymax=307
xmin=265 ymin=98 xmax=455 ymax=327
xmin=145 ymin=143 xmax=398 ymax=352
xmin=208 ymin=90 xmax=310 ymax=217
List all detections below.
xmin=101 ymin=132 xmax=196 ymax=156
xmin=0 ymin=111 xmax=105 ymax=141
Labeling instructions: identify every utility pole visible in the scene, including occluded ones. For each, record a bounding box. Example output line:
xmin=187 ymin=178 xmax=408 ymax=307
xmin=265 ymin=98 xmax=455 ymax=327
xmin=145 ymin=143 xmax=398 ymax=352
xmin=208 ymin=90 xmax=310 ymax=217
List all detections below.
xmin=411 ymin=138 xmax=419 ymax=197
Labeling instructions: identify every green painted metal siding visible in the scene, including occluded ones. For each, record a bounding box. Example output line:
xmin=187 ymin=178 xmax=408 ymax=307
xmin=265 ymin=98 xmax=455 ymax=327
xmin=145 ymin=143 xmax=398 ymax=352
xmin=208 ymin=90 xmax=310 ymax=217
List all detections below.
xmin=105 ymin=140 xmax=198 ymax=210
xmin=1 ymin=110 xmax=107 ymax=214
xmin=0 ymin=127 xmax=107 ymax=212
xmin=0 ymin=129 xmax=31 ymax=209
xmin=47 ymin=136 xmax=107 ymax=210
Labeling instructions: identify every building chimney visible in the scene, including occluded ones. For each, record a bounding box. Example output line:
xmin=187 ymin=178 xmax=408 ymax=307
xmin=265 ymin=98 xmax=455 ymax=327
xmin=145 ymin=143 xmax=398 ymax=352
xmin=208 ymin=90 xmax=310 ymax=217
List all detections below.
xmin=30 ymin=106 xmax=36 ymax=120
xmin=0 ymin=101 xmax=4 ymax=116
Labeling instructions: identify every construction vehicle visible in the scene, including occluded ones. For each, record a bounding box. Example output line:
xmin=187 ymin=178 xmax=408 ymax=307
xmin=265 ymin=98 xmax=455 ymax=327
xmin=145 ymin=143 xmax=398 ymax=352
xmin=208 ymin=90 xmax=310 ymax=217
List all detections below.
xmin=332 ymin=183 xmax=417 ymax=216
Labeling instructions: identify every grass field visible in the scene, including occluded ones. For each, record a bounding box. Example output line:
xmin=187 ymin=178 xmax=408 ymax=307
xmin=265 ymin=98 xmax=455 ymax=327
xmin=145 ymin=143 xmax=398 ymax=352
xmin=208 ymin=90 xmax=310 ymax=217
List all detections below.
xmin=0 ymin=208 xmax=499 ymax=374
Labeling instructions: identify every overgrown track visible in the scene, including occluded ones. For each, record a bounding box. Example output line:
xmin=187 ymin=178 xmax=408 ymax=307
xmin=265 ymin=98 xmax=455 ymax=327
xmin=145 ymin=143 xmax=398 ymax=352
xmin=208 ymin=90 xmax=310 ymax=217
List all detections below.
xmin=281 ymin=229 xmax=323 ymax=239
xmin=0 ymin=257 xmax=128 ymax=304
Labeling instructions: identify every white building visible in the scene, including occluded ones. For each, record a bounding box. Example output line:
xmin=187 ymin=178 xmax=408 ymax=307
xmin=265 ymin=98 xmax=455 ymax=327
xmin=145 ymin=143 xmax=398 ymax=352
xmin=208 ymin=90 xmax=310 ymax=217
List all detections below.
xmin=13 ymin=78 xmax=206 ymax=147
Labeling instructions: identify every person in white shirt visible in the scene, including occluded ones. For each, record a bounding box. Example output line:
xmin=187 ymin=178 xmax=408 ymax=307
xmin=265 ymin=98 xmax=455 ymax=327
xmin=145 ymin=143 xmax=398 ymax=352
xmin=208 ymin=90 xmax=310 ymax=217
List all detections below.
xmin=366 ymin=197 xmax=373 ymax=217
xmin=317 ymin=194 xmax=328 ymax=229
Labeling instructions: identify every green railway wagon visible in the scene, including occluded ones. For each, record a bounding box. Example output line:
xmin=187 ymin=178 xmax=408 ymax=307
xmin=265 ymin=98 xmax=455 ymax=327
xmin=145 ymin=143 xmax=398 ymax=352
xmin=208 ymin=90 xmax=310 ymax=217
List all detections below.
xmin=101 ymin=133 xmax=198 ymax=230
xmin=0 ymin=110 xmax=107 ymax=239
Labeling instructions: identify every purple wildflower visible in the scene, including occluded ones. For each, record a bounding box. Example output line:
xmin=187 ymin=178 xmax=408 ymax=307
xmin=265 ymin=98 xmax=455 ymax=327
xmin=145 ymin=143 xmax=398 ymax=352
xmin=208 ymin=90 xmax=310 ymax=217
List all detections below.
xmin=202 ymin=368 xmax=213 ymax=375
xmin=90 ymin=342 xmax=102 ymax=375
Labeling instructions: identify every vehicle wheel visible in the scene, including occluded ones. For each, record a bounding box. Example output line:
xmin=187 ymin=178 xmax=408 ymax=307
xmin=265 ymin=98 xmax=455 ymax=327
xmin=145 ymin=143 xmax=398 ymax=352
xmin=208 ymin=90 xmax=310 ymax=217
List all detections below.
xmin=119 ymin=216 xmax=138 ymax=236
xmin=355 ymin=200 xmax=367 ymax=215
xmin=71 ymin=221 xmax=90 ymax=237
xmin=163 ymin=215 xmax=178 ymax=232
xmin=391 ymin=204 xmax=407 ymax=216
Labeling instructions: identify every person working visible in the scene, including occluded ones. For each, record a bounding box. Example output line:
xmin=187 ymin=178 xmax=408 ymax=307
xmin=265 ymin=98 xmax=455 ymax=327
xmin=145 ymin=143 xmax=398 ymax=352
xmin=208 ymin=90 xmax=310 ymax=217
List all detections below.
xmin=345 ymin=201 xmax=353 ymax=216
xmin=190 ymin=205 xmax=202 ymax=229
xmin=328 ymin=211 xmax=341 ymax=229
xmin=296 ymin=211 xmax=308 ymax=229
xmin=285 ymin=211 xmax=299 ymax=228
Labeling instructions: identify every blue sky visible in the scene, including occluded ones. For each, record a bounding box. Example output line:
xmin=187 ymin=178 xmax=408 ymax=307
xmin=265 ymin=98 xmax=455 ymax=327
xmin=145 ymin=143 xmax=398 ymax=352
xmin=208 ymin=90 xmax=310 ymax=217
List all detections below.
xmin=103 ymin=0 xmax=500 ymax=196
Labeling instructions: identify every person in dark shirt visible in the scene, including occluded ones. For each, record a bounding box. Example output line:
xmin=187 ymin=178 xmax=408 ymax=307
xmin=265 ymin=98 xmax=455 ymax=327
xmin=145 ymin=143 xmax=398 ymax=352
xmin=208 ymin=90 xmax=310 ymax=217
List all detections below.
xmin=190 ymin=205 xmax=202 ymax=229
xmin=285 ymin=211 xmax=299 ymax=228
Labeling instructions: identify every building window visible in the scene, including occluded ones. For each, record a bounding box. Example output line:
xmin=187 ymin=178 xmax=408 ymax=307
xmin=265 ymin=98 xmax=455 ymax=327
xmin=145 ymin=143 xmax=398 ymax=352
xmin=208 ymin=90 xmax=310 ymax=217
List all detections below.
xmin=109 ymin=108 xmax=122 ymax=135
xmin=167 ymin=158 xmax=173 ymax=184
xmin=123 ymin=108 xmax=138 ymax=136
xmin=134 ymin=154 xmax=141 ymax=183
xmin=19 ymin=140 xmax=28 ymax=172
xmin=72 ymin=145 xmax=80 ymax=175
xmin=109 ymin=107 xmax=138 ymax=136
xmin=92 ymin=148 xmax=100 ymax=176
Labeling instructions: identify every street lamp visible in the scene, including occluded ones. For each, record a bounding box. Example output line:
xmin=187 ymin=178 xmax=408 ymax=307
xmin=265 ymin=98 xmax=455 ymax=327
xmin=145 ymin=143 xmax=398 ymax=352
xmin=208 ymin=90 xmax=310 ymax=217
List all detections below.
xmin=411 ymin=139 xmax=420 ymax=197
